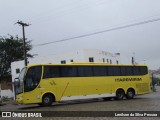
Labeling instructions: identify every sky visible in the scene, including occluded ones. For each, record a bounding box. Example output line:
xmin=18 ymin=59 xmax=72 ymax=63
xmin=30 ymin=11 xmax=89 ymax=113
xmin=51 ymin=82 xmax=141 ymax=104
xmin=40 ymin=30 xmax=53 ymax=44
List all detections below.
xmin=0 ymin=0 xmax=160 ymax=70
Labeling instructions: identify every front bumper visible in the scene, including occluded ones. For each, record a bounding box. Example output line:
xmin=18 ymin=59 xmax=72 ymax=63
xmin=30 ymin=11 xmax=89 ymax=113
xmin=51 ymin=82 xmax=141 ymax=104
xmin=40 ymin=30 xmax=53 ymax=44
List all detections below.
xmin=16 ymin=95 xmax=24 ymax=104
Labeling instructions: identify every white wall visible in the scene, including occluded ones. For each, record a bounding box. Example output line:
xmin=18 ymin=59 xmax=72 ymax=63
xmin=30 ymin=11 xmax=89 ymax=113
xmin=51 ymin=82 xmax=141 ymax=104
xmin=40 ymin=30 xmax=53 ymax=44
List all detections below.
xmin=1 ymin=89 xmax=13 ymax=98
xmin=83 ymin=49 xmax=121 ymax=64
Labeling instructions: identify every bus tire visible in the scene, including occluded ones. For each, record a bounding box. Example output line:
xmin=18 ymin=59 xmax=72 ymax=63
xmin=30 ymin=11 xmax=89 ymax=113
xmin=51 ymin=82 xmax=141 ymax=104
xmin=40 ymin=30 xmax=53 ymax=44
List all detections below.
xmin=116 ymin=89 xmax=125 ymax=100
xmin=42 ymin=94 xmax=54 ymax=106
xmin=126 ymin=88 xmax=135 ymax=99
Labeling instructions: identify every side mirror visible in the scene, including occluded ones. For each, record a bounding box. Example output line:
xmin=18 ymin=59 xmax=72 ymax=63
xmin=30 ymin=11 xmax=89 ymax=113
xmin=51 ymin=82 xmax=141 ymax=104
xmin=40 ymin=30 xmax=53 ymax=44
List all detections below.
xmin=14 ymin=77 xmax=19 ymax=86
xmin=14 ymin=77 xmax=20 ymax=90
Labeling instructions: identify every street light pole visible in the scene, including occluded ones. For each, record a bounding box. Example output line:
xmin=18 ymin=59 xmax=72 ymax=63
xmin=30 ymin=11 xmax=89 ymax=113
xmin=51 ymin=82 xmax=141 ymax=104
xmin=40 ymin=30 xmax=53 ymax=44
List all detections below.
xmin=17 ymin=21 xmax=30 ymax=66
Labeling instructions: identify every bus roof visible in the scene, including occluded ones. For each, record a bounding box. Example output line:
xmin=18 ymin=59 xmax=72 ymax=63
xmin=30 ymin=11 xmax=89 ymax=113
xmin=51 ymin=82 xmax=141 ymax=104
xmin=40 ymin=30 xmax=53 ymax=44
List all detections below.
xmin=25 ymin=62 xmax=148 ymax=67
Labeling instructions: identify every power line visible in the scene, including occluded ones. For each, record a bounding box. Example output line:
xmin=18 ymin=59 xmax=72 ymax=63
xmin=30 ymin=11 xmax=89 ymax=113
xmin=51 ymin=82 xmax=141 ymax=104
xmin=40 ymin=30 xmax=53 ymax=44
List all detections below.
xmin=29 ymin=0 xmax=107 ymax=24
xmin=35 ymin=17 xmax=160 ymax=47
xmin=0 ymin=1 xmax=108 ymax=35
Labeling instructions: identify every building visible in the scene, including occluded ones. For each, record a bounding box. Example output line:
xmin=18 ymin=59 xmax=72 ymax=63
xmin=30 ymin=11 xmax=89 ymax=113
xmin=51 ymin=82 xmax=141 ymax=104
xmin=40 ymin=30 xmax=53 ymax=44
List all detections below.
xmin=11 ymin=49 xmax=129 ymax=80
xmin=11 ymin=49 xmax=130 ymax=99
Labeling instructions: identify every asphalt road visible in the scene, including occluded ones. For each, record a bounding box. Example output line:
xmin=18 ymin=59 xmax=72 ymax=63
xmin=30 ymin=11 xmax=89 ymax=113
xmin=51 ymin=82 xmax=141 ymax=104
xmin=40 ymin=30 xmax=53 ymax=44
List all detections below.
xmin=1 ymin=86 xmax=160 ymax=120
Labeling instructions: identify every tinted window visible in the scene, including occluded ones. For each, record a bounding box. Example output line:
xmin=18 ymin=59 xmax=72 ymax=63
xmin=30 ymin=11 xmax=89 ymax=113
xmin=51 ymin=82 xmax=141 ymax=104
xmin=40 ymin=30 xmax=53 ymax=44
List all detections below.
xmin=133 ymin=66 xmax=140 ymax=75
xmin=24 ymin=66 xmax=42 ymax=92
xmin=113 ymin=66 xmax=121 ymax=76
xmin=107 ymin=66 xmax=121 ymax=76
xmin=120 ymin=66 xmax=126 ymax=76
xmin=126 ymin=67 xmax=133 ymax=75
xmin=61 ymin=67 xmax=77 ymax=77
xmin=43 ymin=65 xmax=148 ymax=78
xmin=78 ymin=66 xmax=93 ymax=77
xmin=93 ymin=66 xmax=107 ymax=76
xmin=43 ymin=66 xmax=60 ymax=78
xmin=108 ymin=66 xmax=114 ymax=76
xmin=140 ymin=66 xmax=148 ymax=75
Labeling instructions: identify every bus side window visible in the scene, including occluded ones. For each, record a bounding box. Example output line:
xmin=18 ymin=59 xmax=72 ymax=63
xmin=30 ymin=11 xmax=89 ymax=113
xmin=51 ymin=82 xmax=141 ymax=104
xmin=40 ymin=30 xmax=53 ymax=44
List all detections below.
xmin=126 ymin=66 xmax=133 ymax=76
xmin=93 ymin=66 xmax=107 ymax=76
xmin=113 ymin=66 xmax=121 ymax=76
xmin=133 ymin=66 xmax=140 ymax=75
xmin=61 ymin=66 xmax=77 ymax=77
xmin=120 ymin=66 xmax=126 ymax=76
xmin=78 ymin=66 xmax=93 ymax=77
xmin=43 ymin=66 xmax=60 ymax=78
xmin=107 ymin=66 xmax=114 ymax=76
xmin=140 ymin=66 xmax=148 ymax=75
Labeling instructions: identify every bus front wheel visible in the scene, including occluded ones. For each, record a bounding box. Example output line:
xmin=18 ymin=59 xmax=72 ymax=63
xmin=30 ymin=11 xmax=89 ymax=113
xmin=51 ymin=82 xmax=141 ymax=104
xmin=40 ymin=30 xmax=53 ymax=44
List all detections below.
xmin=42 ymin=94 xmax=53 ymax=106
xmin=116 ymin=89 xmax=125 ymax=100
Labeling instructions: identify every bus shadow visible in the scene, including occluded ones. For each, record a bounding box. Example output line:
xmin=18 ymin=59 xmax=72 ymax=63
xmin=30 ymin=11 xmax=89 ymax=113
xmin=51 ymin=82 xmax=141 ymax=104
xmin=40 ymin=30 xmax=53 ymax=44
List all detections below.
xmin=19 ymin=98 xmax=105 ymax=110
xmin=18 ymin=97 xmax=149 ymax=110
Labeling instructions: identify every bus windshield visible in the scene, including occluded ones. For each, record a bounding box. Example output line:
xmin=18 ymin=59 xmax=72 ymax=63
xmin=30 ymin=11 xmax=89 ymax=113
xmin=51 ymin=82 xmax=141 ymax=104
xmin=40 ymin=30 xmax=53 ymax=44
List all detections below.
xmin=15 ymin=67 xmax=26 ymax=95
xmin=24 ymin=66 xmax=42 ymax=92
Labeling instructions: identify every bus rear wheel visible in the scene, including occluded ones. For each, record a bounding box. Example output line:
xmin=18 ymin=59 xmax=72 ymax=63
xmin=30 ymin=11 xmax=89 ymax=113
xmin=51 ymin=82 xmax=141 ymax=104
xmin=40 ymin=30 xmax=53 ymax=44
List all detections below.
xmin=116 ymin=89 xmax=125 ymax=100
xmin=42 ymin=94 xmax=53 ymax=106
xmin=126 ymin=89 xmax=135 ymax=99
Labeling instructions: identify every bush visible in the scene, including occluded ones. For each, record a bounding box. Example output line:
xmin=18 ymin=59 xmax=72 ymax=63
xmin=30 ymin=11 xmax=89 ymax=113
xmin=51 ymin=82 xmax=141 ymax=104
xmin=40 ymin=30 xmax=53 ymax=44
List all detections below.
xmin=152 ymin=77 xmax=160 ymax=86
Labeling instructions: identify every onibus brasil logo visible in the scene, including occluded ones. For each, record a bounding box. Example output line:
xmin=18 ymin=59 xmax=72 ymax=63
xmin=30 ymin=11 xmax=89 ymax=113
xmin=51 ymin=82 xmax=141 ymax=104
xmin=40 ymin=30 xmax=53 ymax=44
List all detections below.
xmin=1 ymin=112 xmax=42 ymax=118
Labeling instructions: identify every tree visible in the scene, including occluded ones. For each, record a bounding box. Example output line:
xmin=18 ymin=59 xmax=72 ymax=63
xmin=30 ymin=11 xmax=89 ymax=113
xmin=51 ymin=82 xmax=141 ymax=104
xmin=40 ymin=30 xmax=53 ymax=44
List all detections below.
xmin=0 ymin=35 xmax=33 ymax=82
xmin=152 ymin=77 xmax=160 ymax=86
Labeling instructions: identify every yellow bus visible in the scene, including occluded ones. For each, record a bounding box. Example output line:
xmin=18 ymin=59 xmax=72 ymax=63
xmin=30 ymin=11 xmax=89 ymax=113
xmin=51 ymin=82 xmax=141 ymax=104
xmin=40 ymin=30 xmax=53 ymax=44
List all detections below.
xmin=15 ymin=63 xmax=151 ymax=106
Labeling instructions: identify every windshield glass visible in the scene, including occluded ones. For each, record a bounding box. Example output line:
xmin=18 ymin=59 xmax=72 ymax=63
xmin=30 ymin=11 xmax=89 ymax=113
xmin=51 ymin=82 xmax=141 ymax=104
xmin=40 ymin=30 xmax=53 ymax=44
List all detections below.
xmin=24 ymin=66 xmax=42 ymax=92
xmin=15 ymin=67 xmax=26 ymax=95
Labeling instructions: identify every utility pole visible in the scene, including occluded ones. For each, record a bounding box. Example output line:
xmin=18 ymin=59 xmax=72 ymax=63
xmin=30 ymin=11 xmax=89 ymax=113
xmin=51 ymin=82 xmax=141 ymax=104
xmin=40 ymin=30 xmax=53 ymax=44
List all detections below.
xmin=16 ymin=21 xmax=30 ymax=66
